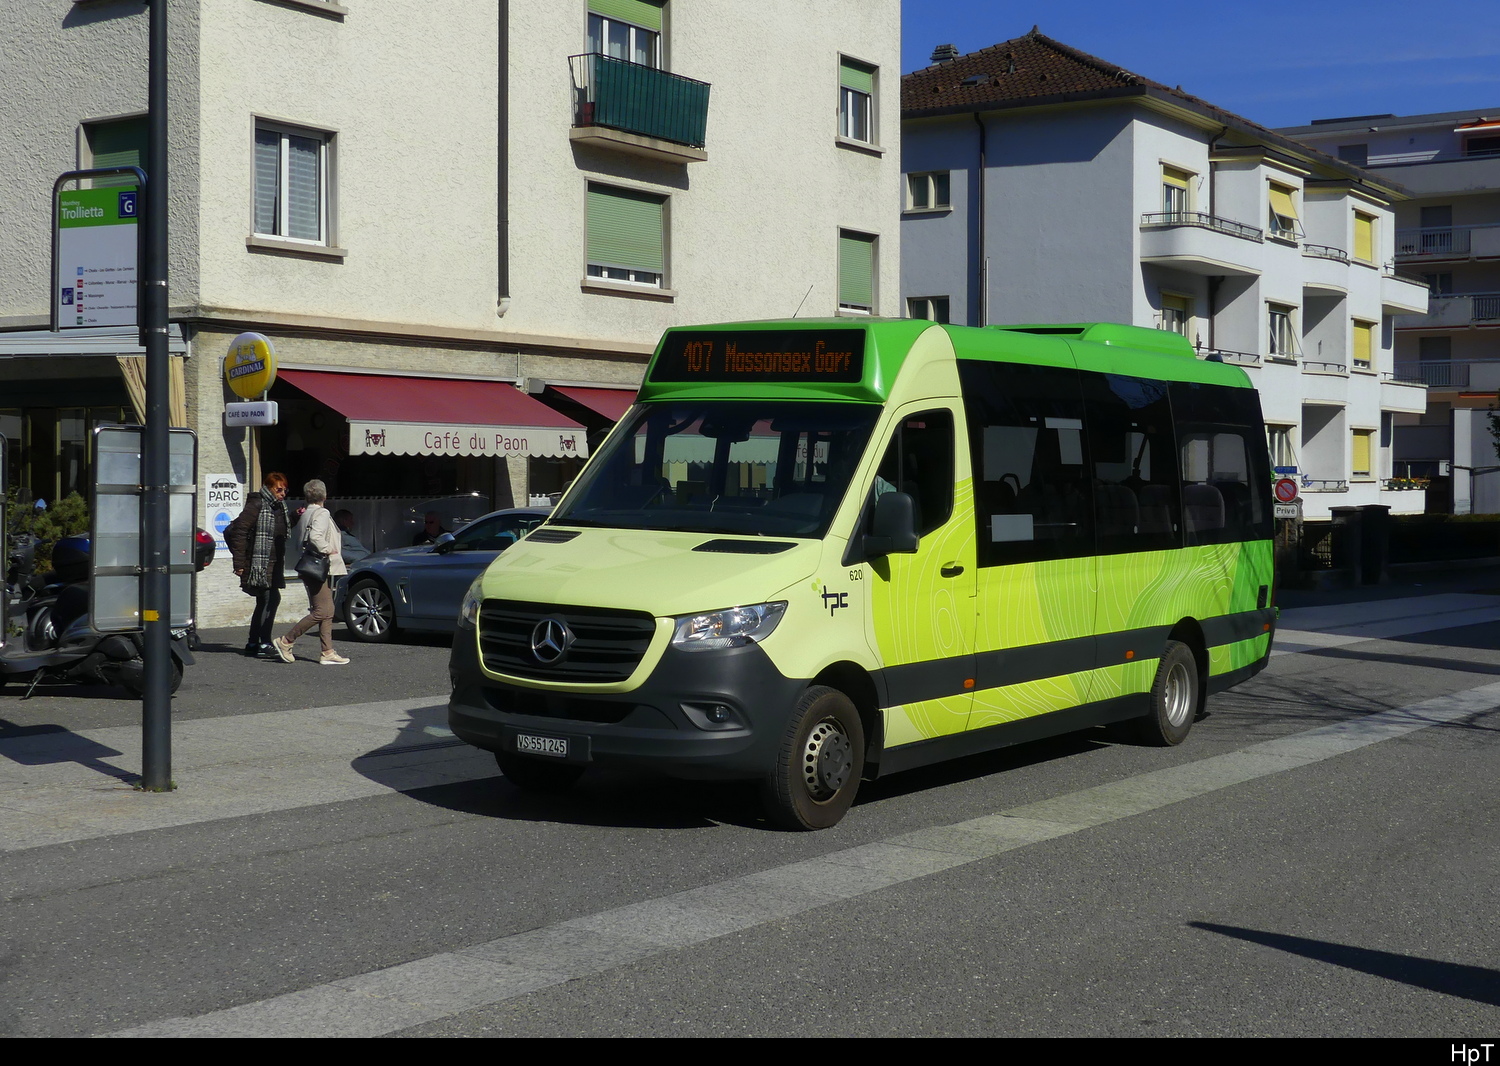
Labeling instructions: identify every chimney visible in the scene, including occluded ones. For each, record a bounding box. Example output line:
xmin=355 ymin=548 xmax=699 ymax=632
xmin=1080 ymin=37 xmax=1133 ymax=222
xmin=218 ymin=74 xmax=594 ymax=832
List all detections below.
xmin=930 ymin=43 xmax=960 ymax=65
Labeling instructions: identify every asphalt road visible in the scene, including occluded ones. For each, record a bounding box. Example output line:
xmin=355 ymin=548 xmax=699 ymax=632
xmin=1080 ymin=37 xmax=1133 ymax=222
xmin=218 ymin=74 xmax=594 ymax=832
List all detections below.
xmin=0 ymin=583 xmax=1497 ymax=1038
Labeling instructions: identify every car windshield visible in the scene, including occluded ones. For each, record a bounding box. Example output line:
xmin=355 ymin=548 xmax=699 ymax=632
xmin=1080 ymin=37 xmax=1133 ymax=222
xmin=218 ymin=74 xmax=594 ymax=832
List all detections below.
xmin=552 ymin=400 xmax=881 ymax=537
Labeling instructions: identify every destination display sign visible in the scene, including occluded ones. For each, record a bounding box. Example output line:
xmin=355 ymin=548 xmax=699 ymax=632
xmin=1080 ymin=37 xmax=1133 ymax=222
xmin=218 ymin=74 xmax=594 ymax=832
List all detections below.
xmin=653 ymin=330 xmax=866 ymax=384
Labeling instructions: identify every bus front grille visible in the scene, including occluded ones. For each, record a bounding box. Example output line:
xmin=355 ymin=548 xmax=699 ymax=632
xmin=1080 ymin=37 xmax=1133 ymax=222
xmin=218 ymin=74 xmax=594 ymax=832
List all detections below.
xmin=477 ymin=600 xmax=656 ymax=682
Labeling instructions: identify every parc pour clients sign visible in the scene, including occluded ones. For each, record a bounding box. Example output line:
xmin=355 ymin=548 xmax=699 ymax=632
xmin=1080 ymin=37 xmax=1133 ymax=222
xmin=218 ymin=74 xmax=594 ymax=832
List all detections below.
xmin=349 ymin=421 xmax=586 ymax=459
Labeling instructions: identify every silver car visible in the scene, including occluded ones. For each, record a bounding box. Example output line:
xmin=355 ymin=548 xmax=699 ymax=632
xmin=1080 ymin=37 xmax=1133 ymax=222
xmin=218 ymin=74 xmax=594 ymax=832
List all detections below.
xmin=337 ymin=507 xmax=549 ymax=642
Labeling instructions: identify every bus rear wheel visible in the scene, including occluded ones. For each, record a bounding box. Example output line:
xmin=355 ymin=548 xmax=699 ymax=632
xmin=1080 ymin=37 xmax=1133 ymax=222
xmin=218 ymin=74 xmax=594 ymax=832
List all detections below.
xmin=762 ymin=686 xmax=865 ymax=830
xmin=1136 ymin=640 xmax=1199 ymax=746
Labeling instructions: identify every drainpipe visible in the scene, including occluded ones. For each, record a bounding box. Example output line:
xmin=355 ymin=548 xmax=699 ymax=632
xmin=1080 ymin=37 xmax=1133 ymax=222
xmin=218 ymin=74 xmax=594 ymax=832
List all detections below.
xmin=497 ymin=0 xmax=510 ymax=317
xmin=973 ymin=111 xmax=988 ymax=326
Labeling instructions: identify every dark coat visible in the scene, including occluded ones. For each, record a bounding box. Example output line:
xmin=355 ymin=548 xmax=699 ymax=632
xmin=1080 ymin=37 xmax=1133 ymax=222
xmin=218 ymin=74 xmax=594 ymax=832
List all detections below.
xmin=225 ymin=490 xmax=289 ymax=591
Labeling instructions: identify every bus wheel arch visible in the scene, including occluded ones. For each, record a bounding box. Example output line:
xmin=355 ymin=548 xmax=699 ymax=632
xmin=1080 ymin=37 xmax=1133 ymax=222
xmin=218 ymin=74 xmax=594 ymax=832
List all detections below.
xmin=811 ymin=662 xmax=880 ymax=777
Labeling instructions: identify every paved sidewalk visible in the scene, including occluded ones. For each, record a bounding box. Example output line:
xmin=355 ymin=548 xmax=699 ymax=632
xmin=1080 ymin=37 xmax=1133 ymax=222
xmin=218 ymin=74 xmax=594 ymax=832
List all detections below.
xmin=0 ymin=695 xmax=489 ymax=852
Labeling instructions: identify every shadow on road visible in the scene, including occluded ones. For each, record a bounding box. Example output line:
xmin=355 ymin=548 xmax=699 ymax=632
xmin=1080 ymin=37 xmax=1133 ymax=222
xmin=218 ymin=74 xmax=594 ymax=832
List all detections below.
xmin=0 ymin=719 xmax=137 ymax=784
xmin=1190 ymin=921 xmax=1500 ymax=1006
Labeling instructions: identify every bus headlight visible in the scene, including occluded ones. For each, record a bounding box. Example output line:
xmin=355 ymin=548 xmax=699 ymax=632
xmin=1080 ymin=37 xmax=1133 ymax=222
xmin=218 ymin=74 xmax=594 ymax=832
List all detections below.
xmin=671 ymin=602 xmax=786 ymax=652
xmin=457 ymin=576 xmax=484 ymax=630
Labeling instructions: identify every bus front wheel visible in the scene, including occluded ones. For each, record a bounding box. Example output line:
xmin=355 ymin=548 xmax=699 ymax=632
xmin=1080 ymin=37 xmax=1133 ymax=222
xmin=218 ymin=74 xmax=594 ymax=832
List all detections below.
xmin=762 ymin=686 xmax=865 ymax=830
xmin=1136 ymin=640 xmax=1199 ymax=746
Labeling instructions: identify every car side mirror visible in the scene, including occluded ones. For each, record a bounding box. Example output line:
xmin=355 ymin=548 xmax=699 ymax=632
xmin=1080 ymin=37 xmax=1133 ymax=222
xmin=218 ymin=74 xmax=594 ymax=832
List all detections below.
xmin=863 ymin=491 xmax=919 ymax=557
xmin=432 ymin=532 xmax=457 ymax=554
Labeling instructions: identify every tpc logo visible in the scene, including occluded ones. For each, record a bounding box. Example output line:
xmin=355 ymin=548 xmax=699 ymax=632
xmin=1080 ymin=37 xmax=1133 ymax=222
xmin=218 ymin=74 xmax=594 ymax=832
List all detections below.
xmin=118 ymin=191 xmax=137 ymax=218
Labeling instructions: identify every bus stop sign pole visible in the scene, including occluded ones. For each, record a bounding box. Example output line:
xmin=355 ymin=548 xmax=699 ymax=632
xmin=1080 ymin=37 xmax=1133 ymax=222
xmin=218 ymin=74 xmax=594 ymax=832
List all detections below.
xmin=140 ymin=0 xmax=171 ymax=791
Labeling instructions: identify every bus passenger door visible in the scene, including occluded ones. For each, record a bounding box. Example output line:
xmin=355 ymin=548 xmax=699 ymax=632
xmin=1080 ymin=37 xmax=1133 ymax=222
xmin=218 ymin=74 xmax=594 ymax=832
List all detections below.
xmin=864 ymin=405 xmax=978 ymax=748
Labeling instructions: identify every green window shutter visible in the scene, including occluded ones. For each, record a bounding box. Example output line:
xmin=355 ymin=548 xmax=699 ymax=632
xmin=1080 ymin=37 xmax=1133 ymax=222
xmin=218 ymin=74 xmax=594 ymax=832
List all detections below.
xmin=588 ymin=185 xmax=664 ymax=272
xmin=589 ymin=0 xmax=663 ymax=32
xmin=840 ymin=58 xmax=875 ymax=94
xmin=88 ymin=117 xmax=147 ymax=187
xmin=838 ymin=232 xmax=874 ymax=309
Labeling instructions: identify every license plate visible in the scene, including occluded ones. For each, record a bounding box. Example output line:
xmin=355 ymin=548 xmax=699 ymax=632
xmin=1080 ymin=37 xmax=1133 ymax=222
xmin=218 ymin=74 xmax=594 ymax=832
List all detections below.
xmin=515 ymin=733 xmax=569 ymax=758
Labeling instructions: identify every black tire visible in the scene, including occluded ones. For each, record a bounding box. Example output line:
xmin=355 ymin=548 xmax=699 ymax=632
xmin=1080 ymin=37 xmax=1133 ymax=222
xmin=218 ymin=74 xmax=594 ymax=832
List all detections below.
xmin=495 ymin=750 xmax=585 ymax=792
xmin=117 ymin=657 xmax=184 ymax=699
xmin=344 ymin=578 xmax=397 ymax=643
xmin=27 ymin=606 xmax=56 ymax=650
xmin=761 ymin=685 xmax=865 ymax=830
xmin=1135 ymin=640 xmax=1199 ymax=746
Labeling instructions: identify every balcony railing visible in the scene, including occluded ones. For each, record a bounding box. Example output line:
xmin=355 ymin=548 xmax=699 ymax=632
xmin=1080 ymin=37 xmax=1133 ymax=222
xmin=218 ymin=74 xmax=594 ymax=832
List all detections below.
xmin=1302 ymin=479 xmax=1349 ymax=492
xmin=1385 ymin=266 xmax=1428 ymax=285
xmin=1382 ymin=368 xmax=1430 ymax=386
xmin=1390 ymin=359 xmax=1500 ymax=388
xmin=1395 ymin=223 xmax=1500 ymax=260
xmin=1302 ymin=243 xmax=1349 ymax=263
xmin=1302 ymin=360 xmax=1348 ymax=374
xmin=1140 ymin=211 xmax=1263 ymax=242
xmin=569 ymin=53 xmax=710 ymax=149
xmin=1199 ymin=348 xmax=1261 ymax=366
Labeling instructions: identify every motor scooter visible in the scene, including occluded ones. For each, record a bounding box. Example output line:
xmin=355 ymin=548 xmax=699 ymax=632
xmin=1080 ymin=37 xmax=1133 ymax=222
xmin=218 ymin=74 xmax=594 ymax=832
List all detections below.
xmin=0 ymin=532 xmax=207 ymax=699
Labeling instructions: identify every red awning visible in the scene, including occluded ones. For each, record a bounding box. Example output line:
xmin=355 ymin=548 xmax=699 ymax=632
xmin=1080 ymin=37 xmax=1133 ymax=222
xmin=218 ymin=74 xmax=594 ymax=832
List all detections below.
xmin=279 ymin=369 xmax=587 ymax=459
xmin=552 ymin=385 xmax=638 ymax=423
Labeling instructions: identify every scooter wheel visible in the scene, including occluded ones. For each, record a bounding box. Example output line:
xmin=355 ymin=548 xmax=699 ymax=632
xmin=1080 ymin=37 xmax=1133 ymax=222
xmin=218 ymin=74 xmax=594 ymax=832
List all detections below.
xmin=117 ymin=657 xmax=184 ymax=699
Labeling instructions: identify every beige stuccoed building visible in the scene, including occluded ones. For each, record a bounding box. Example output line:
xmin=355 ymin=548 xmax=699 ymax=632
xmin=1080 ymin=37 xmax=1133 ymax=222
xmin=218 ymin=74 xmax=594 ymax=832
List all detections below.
xmin=0 ymin=0 xmax=901 ymax=627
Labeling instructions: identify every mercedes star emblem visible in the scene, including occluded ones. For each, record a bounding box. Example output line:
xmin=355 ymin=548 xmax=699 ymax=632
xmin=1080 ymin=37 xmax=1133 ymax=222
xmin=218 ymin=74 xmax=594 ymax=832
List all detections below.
xmin=530 ymin=617 xmax=574 ymax=664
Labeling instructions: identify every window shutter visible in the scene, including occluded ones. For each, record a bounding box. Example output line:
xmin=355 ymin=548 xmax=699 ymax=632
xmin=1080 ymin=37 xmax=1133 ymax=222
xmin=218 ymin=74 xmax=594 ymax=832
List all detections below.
xmin=1162 ymin=166 xmax=1192 ymax=190
xmin=1353 ymin=321 xmax=1374 ymax=365
xmin=88 ymin=117 xmax=147 ymax=187
xmin=1352 ymin=431 xmax=1372 ymax=476
xmin=838 ymin=232 xmax=874 ymax=309
xmin=285 ymin=133 xmax=322 ymax=241
xmin=253 ymin=129 xmax=280 ymax=235
xmin=1354 ymin=213 xmax=1374 ymax=261
xmin=588 ymin=0 xmax=663 ymax=32
xmin=840 ymin=58 xmax=875 ymax=94
xmin=588 ymin=185 xmax=664 ymax=272
xmin=1268 ymin=185 xmax=1299 ymax=221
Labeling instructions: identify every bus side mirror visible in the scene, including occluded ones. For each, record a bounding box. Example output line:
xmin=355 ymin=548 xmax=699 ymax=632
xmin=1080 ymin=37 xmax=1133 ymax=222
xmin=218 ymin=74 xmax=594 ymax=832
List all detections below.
xmin=863 ymin=492 xmax=919 ymax=557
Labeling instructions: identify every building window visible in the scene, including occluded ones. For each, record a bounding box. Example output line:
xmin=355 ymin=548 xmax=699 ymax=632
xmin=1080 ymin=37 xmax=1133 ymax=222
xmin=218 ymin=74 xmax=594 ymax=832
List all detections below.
xmin=1464 ymin=134 xmax=1500 ymax=159
xmin=586 ymin=183 xmax=666 ymax=287
xmin=839 ymin=57 xmax=876 ymax=143
xmin=1267 ymin=424 xmax=1297 ymax=472
xmin=1424 ymin=271 xmax=1453 ymax=295
xmin=1352 ymin=320 xmax=1375 ymax=369
xmin=908 ymin=296 xmax=949 ymax=323
xmin=1353 ymin=211 xmax=1376 ymax=263
xmin=254 ymin=123 xmax=330 ymax=244
xmin=588 ymin=1 xmax=662 ymax=67
xmin=1268 ymin=303 xmax=1299 ymax=360
xmin=1162 ymin=165 xmax=1192 ymax=217
xmin=84 ymin=115 xmax=146 ymax=187
xmin=1160 ymin=292 xmax=1191 ymax=336
xmin=838 ymin=230 xmax=876 ymax=313
xmin=1351 ymin=429 xmax=1374 ymax=479
xmin=1268 ymin=182 xmax=1301 ymax=241
xmin=906 ymin=171 xmax=950 ymax=210
xmin=1337 ymin=144 xmax=1368 ymax=167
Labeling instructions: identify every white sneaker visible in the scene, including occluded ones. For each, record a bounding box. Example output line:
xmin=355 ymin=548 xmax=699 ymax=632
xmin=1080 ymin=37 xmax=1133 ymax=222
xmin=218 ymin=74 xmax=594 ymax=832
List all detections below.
xmin=320 ymin=651 xmax=350 ymax=665
xmin=274 ymin=637 xmax=295 ymax=663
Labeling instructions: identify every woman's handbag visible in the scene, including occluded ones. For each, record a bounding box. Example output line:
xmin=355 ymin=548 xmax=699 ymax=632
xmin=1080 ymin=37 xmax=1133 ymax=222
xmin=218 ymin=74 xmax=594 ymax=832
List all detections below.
xmin=294 ymin=518 xmax=329 ymax=583
xmin=294 ymin=546 xmax=328 ymax=583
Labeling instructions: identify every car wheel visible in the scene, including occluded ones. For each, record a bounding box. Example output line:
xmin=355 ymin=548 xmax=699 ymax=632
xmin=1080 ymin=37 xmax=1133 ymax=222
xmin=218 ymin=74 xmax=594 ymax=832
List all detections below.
xmin=761 ymin=685 xmax=865 ymax=831
xmin=1134 ymin=640 xmax=1199 ymax=746
xmin=495 ymin=751 xmax=585 ymax=792
xmin=344 ymin=578 xmax=397 ymax=643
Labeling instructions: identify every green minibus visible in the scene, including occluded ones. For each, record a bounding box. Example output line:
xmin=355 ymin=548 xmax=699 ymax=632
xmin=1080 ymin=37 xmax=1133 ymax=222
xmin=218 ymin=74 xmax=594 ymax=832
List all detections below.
xmin=448 ymin=319 xmax=1275 ymax=829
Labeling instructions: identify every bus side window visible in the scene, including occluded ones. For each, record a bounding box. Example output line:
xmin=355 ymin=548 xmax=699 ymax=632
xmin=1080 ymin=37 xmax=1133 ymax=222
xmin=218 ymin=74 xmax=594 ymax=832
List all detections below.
xmin=1170 ymin=381 xmax=1273 ymax=544
xmin=959 ymin=360 xmax=1094 ymax=566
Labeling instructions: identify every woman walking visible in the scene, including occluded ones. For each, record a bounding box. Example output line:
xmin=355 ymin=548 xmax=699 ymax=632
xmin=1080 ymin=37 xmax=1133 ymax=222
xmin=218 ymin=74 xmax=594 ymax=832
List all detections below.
xmin=225 ymin=471 xmax=290 ymax=659
xmin=274 ymin=479 xmax=350 ymax=665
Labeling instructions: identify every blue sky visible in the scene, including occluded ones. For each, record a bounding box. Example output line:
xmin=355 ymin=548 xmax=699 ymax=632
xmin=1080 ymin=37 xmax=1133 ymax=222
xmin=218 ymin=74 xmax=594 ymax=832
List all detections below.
xmin=901 ymin=0 xmax=1500 ymax=129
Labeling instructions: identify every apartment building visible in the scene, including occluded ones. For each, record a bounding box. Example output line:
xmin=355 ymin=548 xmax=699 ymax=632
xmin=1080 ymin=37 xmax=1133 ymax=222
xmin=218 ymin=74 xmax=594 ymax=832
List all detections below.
xmin=0 ymin=0 xmax=900 ymax=625
xmin=900 ymin=30 xmax=1430 ymax=520
xmin=1281 ymin=108 xmax=1500 ymax=514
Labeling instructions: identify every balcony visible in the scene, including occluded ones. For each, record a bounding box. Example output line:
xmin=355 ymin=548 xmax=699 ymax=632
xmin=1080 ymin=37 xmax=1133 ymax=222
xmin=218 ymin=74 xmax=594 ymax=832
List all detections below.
xmin=1398 ymin=291 xmax=1500 ymax=329
xmin=1139 ymin=212 xmax=1263 ymax=276
xmin=1199 ymin=348 xmax=1261 ymax=366
xmin=1395 ymin=223 xmax=1500 ymax=262
xmin=1393 ymin=359 xmax=1500 ymax=391
xmin=569 ymin=53 xmax=710 ymax=164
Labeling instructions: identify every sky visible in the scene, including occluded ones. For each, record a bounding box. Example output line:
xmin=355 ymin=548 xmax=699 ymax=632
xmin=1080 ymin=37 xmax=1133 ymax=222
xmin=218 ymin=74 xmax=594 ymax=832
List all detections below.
xmin=901 ymin=0 xmax=1500 ymax=129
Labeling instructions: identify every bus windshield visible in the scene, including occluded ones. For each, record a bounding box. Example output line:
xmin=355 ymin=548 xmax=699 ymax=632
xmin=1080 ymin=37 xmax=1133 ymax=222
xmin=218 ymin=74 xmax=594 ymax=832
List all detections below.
xmin=553 ymin=400 xmax=881 ymax=537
